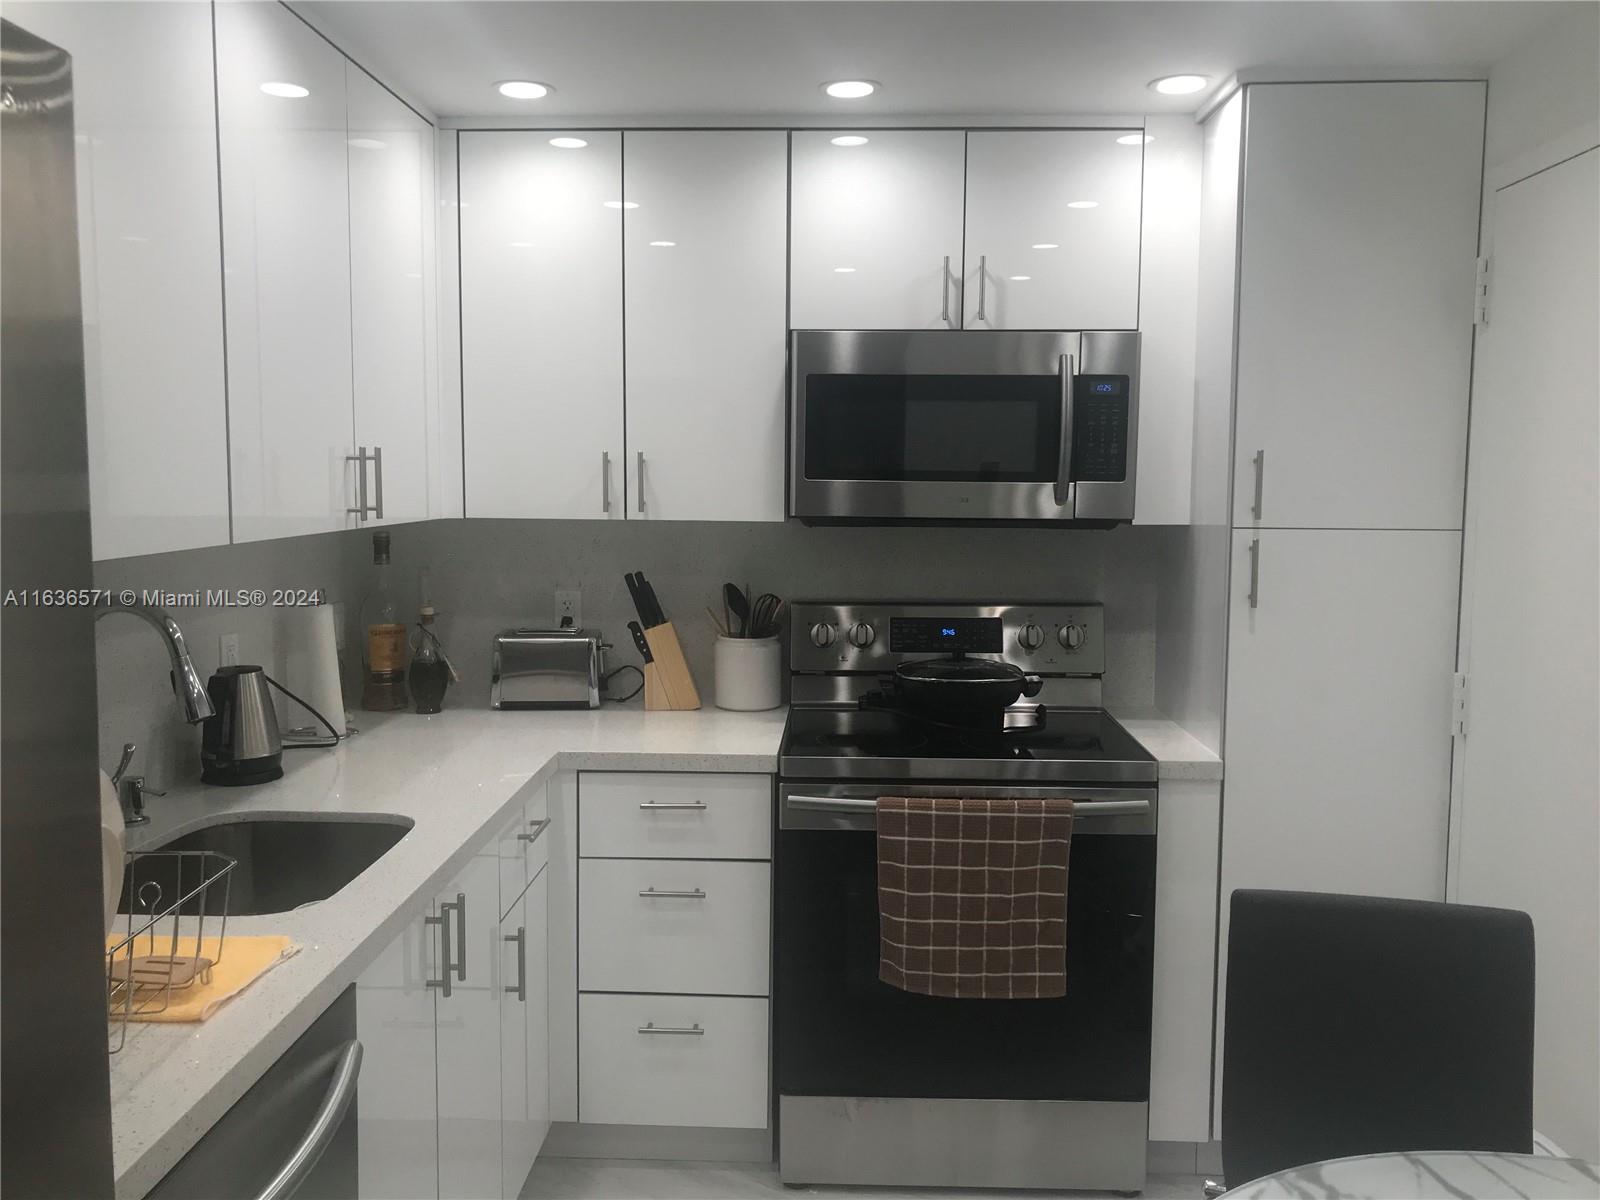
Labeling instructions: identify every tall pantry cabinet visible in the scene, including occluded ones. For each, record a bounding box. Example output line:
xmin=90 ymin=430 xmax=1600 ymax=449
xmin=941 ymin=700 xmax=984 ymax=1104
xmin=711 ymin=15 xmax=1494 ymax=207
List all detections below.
xmin=1206 ymin=81 xmax=1486 ymax=1117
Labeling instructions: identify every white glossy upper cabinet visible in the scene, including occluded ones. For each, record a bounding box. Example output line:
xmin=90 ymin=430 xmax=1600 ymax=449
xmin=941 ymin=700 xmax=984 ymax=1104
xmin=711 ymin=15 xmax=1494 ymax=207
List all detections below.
xmin=346 ymin=63 xmax=435 ymax=527
xmin=964 ymin=130 xmax=1143 ymax=331
xmin=215 ymin=1 xmax=354 ymax=542
xmin=1232 ymin=83 xmax=1484 ymax=530
xmin=459 ymin=131 xmax=623 ymax=519
xmin=7 ymin=2 xmax=230 ymax=559
xmin=623 ymin=131 xmax=788 ymax=522
xmin=790 ymin=130 xmax=966 ymax=329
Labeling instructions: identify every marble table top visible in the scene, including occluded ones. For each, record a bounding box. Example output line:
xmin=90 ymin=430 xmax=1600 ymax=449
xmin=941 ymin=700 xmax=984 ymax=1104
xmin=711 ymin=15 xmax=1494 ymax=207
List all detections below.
xmin=1222 ymin=1151 xmax=1600 ymax=1199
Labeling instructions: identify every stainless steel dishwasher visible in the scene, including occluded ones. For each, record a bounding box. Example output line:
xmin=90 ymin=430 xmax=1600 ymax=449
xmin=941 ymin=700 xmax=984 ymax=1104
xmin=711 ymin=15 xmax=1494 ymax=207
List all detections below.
xmin=147 ymin=986 xmax=362 ymax=1200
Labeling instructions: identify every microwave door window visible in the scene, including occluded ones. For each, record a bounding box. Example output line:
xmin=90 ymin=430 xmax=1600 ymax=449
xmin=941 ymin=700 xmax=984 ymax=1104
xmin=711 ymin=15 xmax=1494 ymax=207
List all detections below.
xmin=805 ymin=374 xmax=1060 ymax=482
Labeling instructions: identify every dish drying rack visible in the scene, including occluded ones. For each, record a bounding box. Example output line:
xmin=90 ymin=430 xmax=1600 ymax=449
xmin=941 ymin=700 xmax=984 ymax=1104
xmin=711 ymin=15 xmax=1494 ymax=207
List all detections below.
xmin=107 ymin=848 xmax=236 ymax=1053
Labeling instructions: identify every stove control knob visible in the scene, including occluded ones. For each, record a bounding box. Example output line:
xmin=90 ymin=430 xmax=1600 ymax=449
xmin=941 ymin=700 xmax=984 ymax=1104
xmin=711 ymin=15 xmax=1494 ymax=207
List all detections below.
xmin=1058 ymin=623 xmax=1087 ymax=651
xmin=847 ymin=621 xmax=876 ymax=648
xmin=809 ymin=621 xmax=837 ymax=648
xmin=1017 ymin=623 xmax=1046 ymax=652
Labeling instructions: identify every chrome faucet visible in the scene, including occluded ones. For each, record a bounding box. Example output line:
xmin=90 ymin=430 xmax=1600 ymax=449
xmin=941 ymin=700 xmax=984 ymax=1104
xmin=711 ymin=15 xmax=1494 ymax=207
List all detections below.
xmin=95 ymin=601 xmax=214 ymax=724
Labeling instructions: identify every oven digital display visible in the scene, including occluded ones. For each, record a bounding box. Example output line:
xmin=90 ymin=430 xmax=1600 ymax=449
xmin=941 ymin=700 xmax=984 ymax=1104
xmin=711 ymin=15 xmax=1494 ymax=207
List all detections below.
xmin=889 ymin=616 xmax=1003 ymax=654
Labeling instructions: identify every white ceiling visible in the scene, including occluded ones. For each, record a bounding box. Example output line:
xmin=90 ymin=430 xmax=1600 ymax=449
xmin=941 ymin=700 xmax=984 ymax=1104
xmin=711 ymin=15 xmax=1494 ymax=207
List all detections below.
xmin=297 ymin=1 xmax=1569 ymax=122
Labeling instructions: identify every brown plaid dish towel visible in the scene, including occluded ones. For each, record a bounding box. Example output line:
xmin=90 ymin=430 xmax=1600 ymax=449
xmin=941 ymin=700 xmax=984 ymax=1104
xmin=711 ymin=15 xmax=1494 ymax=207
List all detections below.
xmin=877 ymin=795 xmax=1074 ymax=999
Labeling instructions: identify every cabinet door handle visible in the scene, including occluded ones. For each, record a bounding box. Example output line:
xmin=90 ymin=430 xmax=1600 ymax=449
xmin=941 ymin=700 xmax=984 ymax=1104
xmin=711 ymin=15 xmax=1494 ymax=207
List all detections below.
xmin=638 ymin=801 xmax=707 ymax=811
xmin=1250 ymin=449 xmax=1265 ymax=520
xmin=503 ymin=926 xmax=527 ymax=1002
xmin=941 ymin=255 xmax=951 ymax=325
xmin=425 ymin=903 xmax=453 ymax=997
xmin=371 ymin=444 xmax=384 ymax=521
xmin=345 ymin=447 xmax=374 ymax=519
xmin=452 ymin=891 xmax=466 ymax=981
xmin=1247 ymin=538 xmax=1261 ymax=609
xmin=976 ymin=255 xmax=988 ymax=323
xmin=638 ymin=887 xmax=706 ymax=900
xmin=636 ymin=451 xmax=646 ymax=513
xmin=517 ymin=817 xmax=552 ymax=844
xmin=637 ymin=1022 xmax=704 ymax=1036
xmin=601 ymin=451 xmax=611 ymax=514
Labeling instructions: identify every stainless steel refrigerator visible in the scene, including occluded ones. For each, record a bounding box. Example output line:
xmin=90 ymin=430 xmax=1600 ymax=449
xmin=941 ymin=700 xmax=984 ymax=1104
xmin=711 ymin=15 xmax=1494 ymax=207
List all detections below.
xmin=1 ymin=17 xmax=116 ymax=1198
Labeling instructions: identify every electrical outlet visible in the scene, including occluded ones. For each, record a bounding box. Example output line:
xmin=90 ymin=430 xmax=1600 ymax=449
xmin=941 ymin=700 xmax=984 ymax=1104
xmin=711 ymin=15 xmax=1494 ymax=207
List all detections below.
xmin=219 ymin=633 xmax=240 ymax=667
xmin=556 ymin=589 xmax=582 ymax=629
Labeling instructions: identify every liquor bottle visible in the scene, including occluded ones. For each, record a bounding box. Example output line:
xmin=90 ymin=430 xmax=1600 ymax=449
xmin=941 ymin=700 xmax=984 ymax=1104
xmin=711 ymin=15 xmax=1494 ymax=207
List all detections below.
xmin=359 ymin=531 xmax=409 ymax=711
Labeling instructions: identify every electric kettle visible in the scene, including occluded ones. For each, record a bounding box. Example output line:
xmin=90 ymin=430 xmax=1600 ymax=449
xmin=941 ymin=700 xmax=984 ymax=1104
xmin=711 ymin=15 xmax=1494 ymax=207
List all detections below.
xmin=200 ymin=665 xmax=284 ymax=786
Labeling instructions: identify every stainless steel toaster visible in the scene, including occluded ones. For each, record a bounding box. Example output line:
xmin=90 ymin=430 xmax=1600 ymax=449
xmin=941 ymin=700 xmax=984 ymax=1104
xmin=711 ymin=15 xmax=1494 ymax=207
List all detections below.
xmin=491 ymin=628 xmax=607 ymax=709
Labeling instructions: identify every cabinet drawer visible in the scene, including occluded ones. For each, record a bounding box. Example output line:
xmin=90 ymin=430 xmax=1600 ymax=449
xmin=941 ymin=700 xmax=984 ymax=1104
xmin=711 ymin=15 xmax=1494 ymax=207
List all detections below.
xmin=579 ymin=773 xmax=770 ymax=860
xmin=579 ymin=993 xmax=768 ymax=1129
xmin=580 ymin=859 xmax=770 ymax=996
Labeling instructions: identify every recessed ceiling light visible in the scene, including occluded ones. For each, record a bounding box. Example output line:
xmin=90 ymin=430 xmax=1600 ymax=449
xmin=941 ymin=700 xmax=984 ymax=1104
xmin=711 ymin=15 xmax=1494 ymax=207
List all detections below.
xmin=497 ymin=80 xmax=552 ymax=100
xmin=833 ymin=266 xmax=857 ymax=273
xmin=260 ymin=81 xmax=309 ymax=99
xmin=549 ymin=136 xmax=588 ymax=149
xmin=830 ymin=135 xmax=870 ymax=147
xmin=649 ymin=240 xmax=676 ymax=247
xmin=1031 ymin=243 xmax=1060 ymax=250
xmin=347 ymin=137 xmax=387 ymax=151
xmin=1149 ymin=74 xmax=1209 ymax=96
xmin=1066 ymin=200 xmax=1099 ymax=209
xmin=1009 ymin=275 xmax=1032 ymax=281
xmin=603 ymin=200 xmax=639 ymax=210
xmin=1117 ymin=133 xmax=1154 ymax=146
xmin=822 ymin=80 xmax=878 ymax=100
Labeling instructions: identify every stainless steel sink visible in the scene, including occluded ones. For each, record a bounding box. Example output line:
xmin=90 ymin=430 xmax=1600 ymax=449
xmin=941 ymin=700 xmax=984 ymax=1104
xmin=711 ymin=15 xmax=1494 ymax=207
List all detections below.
xmin=119 ymin=816 xmax=413 ymax=916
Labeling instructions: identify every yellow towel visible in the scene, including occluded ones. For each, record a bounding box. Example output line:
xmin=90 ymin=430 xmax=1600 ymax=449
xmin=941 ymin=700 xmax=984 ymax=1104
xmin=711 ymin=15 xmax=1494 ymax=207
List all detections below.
xmin=106 ymin=933 xmax=299 ymax=1023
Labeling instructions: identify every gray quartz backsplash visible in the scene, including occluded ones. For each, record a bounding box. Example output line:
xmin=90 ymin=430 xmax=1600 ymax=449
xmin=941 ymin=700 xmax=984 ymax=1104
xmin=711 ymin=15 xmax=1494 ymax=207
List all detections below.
xmin=92 ymin=519 xmax=1165 ymax=792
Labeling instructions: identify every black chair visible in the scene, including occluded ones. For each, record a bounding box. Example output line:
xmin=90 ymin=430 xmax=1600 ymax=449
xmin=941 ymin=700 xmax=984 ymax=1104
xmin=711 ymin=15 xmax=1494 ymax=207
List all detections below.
xmin=1217 ymin=889 xmax=1535 ymax=1190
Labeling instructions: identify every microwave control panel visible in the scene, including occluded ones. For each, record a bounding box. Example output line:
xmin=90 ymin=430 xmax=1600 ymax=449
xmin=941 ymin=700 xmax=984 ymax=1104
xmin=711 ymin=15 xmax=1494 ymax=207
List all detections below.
xmin=1071 ymin=376 xmax=1130 ymax=483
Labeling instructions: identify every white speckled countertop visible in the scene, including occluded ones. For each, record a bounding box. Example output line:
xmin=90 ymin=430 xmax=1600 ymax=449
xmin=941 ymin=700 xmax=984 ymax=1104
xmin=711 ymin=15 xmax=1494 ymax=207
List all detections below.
xmin=110 ymin=701 xmax=1217 ymax=1198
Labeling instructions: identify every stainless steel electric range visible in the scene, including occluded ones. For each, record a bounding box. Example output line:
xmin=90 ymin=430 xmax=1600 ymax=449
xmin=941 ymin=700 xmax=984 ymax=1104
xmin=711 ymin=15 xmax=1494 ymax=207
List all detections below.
xmin=775 ymin=601 xmax=1157 ymax=1194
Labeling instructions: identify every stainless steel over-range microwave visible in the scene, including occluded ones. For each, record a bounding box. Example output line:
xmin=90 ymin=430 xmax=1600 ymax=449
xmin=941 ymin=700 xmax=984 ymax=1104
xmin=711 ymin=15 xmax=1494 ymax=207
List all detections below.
xmin=789 ymin=330 xmax=1139 ymax=526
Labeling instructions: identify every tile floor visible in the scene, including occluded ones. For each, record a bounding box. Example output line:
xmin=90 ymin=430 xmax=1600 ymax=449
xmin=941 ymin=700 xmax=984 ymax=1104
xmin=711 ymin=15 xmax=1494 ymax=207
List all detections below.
xmin=522 ymin=1157 xmax=1207 ymax=1199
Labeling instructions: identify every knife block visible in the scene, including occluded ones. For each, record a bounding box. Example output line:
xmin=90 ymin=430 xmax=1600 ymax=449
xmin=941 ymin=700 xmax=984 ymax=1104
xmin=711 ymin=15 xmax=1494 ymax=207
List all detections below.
xmin=641 ymin=622 xmax=701 ymax=711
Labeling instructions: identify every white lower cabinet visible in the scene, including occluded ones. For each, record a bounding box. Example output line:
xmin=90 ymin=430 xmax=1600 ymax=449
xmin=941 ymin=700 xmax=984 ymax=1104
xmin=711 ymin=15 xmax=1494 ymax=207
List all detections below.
xmin=579 ymin=993 xmax=769 ymax=1129
xmin=500 ymin=866 xmax=551 ymax=1199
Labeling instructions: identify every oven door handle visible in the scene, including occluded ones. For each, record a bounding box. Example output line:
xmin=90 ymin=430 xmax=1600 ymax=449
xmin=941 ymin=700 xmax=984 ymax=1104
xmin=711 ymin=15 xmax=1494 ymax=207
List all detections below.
xmin=785 ymin=795 xmax=1149 ymax=818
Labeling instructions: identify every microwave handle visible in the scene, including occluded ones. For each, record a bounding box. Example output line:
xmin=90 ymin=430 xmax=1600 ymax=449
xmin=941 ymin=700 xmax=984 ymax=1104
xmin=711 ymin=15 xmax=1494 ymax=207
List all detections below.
xmin=1054 ymin=354 xmax=1076 ymax=508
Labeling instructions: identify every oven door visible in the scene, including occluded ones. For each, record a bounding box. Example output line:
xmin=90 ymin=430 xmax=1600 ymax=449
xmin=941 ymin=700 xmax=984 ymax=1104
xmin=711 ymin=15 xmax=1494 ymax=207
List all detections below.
xmin=775 ymin=780 xmax=1155 ymax=1104
xmin=789 ymin=330 xmax=1139 ymax=524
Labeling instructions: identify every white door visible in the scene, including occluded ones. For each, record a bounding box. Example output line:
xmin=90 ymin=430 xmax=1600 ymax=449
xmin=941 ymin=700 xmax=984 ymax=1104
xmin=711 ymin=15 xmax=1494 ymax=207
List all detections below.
xmin=1232 ymin=83 xmax=1484 ymax=530
xmin=8 ymin=1 xmax=231 ymax=559
xmin=963 ymin=130 xmax=1143 ymax=331
xmin=459 ymin=131 xmax=623 ymax=519
xmin=789 ymin=130 xmax=965 ymax=330
xmin=347 ymin=63 xmax=435 ymax=527
xmin=435 ymin=852 xmax=502 ymax=1200
xmin=500 ymin=866 xmax=550 ymax=1198
xmin=623 ymin=131 xmax=788 ymax=522
xmin=1452 ymin=147 xmax=1599 ymax=1161
xmin=215 ymin=0 xmax=356 ymax=543
xmin=355 ymin=907 xmax=439 ymax=1199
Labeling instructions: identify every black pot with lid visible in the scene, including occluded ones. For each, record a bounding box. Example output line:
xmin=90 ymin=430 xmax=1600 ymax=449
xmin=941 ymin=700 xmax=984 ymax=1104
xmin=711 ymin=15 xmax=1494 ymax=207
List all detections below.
xmin=879 ymin=652 xmax=1044 ymax=716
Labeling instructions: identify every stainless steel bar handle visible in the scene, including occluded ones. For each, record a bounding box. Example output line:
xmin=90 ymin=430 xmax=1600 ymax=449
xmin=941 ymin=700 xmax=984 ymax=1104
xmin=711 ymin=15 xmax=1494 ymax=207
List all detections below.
xmin=425 ymin=904 xmax=453 ymax=997
xmin=975 ymin=255 xmax=987 ymax=322
xmin=1247 ymin=538 xmax=1261 ymax=609
xmin=636 ymin=451 xmax=646 ymax=513
xmin=638 ymin=801 xmax=708 ymax=811
xmin=517 ymin=817 xmax=553 ymax=845
xmin=638 ymin=887 xmax=707 ymax=899
xmin=637 ymin=1022 xmax=705 ymax=1036
xmin=601 ymin=451 xmax=611 ymax=514
xmin=941 ymin=255 xmax=951 ymax=325
xmin=786 ymin=795 xmax=1150 ymax=818
xmin=503 ymin=926 xmax=527 ymax=1001
xmin=1250 ymin=450 xmax=1265 ymax=520
xmin=452 ymin=891 xmax=466 ymax=982
xmin=254 ymin=1040 xmax=363 ymax=1200
xmin=1053 ymin=354 xmax=1077 ymax=507
xmin=345 ymin=447 xmax=371 ymax=518
xmin=371 ymin=445 xmax=384 ymax=521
